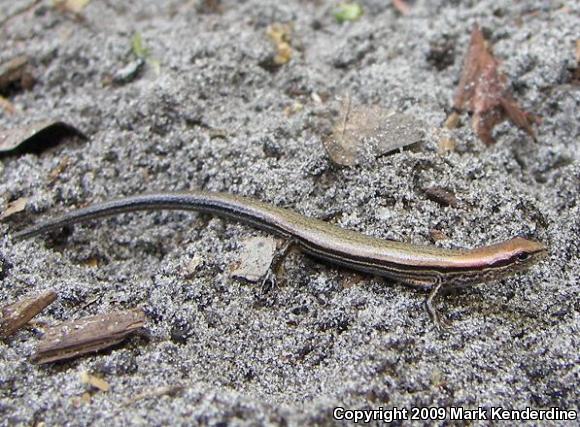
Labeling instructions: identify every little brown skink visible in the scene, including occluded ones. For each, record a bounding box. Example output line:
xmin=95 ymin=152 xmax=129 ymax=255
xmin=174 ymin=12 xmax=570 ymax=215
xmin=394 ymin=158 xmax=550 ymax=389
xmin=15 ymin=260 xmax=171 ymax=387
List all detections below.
xmin=13 ymin=192 xmax=547 ymax=327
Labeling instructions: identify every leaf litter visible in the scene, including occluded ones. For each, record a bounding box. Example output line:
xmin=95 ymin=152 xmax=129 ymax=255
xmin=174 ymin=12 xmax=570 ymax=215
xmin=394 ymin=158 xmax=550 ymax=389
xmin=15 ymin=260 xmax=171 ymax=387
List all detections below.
xmin=323 ymin=96 xmax=425 ymax=166
xmin=452 ymin=25 xmax=536 ymax=145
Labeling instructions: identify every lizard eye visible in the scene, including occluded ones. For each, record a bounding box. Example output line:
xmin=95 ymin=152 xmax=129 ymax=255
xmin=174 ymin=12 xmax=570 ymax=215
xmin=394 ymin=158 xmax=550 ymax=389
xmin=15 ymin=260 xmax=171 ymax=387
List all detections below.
xmin=517 ymin=252 xmax=530 ymax=261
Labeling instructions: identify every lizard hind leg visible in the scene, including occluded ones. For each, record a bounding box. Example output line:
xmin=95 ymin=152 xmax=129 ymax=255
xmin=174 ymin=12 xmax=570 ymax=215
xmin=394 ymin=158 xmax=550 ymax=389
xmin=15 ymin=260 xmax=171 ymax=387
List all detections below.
xmin=397 ymin=275 xmax=450 ymax=330
xmin=260 ymin=238 xmax=297 ymax=293
xmin=424 ymin=278 xmax=452 ymax=331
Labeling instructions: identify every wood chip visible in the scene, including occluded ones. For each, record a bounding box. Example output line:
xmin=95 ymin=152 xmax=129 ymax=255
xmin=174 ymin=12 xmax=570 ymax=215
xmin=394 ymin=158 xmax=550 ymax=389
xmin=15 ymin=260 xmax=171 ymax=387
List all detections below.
xmin=0 ymin=197 xmax=27 ymax=221
xmin=266 ymin=23 xmax=293 ymax=66
xmin=53 ymin=0 xmax=91 ymax=14
xmin=231 ymin=236 xmax=277 ymax=282
xmin=83 ymin=257 xmax=99 ymax=268
xmin=453 ymin=25 xmax=536 ymax=144
xmin=80 ymin=371 xmax=110 ymax=392
xmin=572 ymin=40 xmax=580 ymax=84
xmin=437 ymin=137 xmax=456 ymax=154
xmin=0 ymin=120 xmax=86 ymax=154
xmin=31 ymin=309 xmax=147 ymax=364
xmin=0 ymin=290 xmax=57 ymax=338
xmin=182 ymin=255 xmax=203 ymax=279
xmin=323 ymin=97 xmax=424 ymax=166
xmin=48 ymin=155 xmax=71 ymax=183
xmin=429 ymin=229 xmax=448 ymax=242
xmin=443 ymin=111 xmax=460 ymax=129
xmin=0 ymin=56 xmax=34 ymax=93
xmin=423 ymin=186 xmax=458 ymax=208
xmin=0 ymin=95 xmax=16 ymax=114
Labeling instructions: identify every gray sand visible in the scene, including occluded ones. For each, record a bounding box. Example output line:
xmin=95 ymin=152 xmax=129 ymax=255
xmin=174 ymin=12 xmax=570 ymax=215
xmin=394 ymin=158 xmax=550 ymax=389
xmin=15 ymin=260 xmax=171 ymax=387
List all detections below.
xmin=0 ymin=0 xmax=578 ymax=425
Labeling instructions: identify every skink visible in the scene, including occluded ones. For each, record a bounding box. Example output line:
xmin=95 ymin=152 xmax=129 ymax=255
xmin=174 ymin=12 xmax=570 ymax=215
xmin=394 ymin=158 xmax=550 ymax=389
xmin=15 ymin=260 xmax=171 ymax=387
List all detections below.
xmin=13 ymin=192 xmax=547 ymax=327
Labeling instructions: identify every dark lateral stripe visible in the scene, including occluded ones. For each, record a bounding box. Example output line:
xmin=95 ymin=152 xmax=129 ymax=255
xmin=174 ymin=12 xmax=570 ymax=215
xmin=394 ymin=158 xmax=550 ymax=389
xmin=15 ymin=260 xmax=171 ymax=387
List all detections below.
xmin=295 ymin=237 xmax=517 ymax=275
xmin=14 ymin=193 xmax=515 ymax=282
xmin=296 ymin=239 xmax=437 ymax=282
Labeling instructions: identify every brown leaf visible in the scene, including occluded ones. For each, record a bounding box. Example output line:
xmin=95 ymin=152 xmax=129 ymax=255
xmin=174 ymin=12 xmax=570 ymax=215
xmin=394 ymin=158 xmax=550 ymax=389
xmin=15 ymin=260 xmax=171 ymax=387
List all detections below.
xmin=324 ymin=97 xmax=424 ymax=166
xmin=31 ymin=309 xmax=147 ymax=364
xmin=453 ymin=25 xmax=536 ymax=144
xmin=0 ymin=120 xmax=86 ymax=154
xmin=0 ymin=290 xmax=57 ymax=338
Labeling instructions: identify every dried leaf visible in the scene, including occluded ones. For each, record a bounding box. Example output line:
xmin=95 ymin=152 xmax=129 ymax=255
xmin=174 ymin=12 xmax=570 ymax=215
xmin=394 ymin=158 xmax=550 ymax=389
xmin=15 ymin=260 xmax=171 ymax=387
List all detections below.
xmin=324 ymin=97 xmax=424 ymax=166
xmin=1 ymin=290 xmax=57 ymax=338
xmin=266 ymin=23 xmax=293 ymax=66
xmin=31 ymin=309 xmax=147 ymax=364
xmin=231 ymin=236 xmax=277 ymax=282
xmin=453 ymin=25 xmax=535 ymax=144
xmin=0 ymin=120 xmax=86 ymax=154
xmin=0 ymin=197 xmax=27 ymax=220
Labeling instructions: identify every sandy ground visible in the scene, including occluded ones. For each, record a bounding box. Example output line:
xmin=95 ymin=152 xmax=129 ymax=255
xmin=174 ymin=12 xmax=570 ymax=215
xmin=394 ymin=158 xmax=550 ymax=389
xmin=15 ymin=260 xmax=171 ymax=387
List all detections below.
xmin=0 ymin=0 xmax=578 ymax=425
